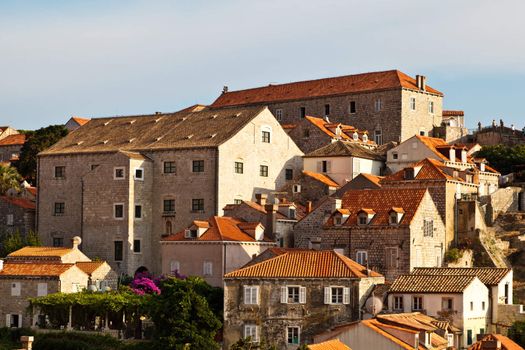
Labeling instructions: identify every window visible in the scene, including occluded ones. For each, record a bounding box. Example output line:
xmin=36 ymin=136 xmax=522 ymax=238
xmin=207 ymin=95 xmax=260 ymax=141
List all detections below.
xmin=285 ymin=169 xmax=293 ymax=180
xmin=192 ymin=198 xmax=204 ymax=212
xmin=54 ymin=202 xmax=65 ymax=216
xmin=470 ymin=301 xmax=474 ymax=311
xmin=299 ymin=107 xmax=306 ymax=118
xmin=114 ymin=204 xmax=124 ymax=219
xmin=114 ymin=241 xmax=123 ymax=261
xmin=54 ymin=166 xmax=65 ymax=179
xmin=423 ymin=219 xmax=433 ymax=237
xmin=192 ymin=160 xmax=204 ymax=172
xmin=442 ymin=298 xmax=453 ymax=311
xmin=289 ymin=208 xmax=296 ymax=219
xmin=262 ymin=130 xmax=271 ymax=143
xmin=53 ymin=237 xmax=64 ymax=247
xmin=282 ymin=286 xmax=306 ymax=304
xmin=203 ymin=261 xmax=213 ymax=276
xmin=11 ymin=282 xmax=21 ymax=296
xmin=389 ymin=212 xmax=398 ymax=225
xmin=322 ymin=160 xmax=329 ymax=173
xmin=358 ymin=214 xmax=368 ymax=225
xmin=324 ymin=286 xmax=350 ymax=305
xmin=410 ymin=97 xmax=416 ymax=111
xmin=259 ymin=165 xmax=268 ymax=177
xmin=393 ymin=296 xmax=404 ymax=310
xmin=334 ymin=216 xmax=342 ymax=226
xmin=429 ymin=101 xmax=434 ymax=114
xmin=287 ymin=326 xmax=300 ymax=345
xmin=419 ymin=130 xmax=426 ymax=136
xmin=292 ymin=184 xmax=301 ymax=193
xmin=375 ymin=98 xmax=382 ymax=111
xmin=386 ymin=247 xmax=398 ymax=268
xmin=467 ymin=329 xmax=473 ymax=345
xmin=331 ymin=287 xmax=344 ymax=303
xmin=234 ymin=199 xmax=243 ymax=205
xmin=163 ymin=199 xmax=175 ymax=213
xmin=412 ymin=296 xmax=423 ymax=311
xmin=243 ymin=286 xmax=259 ymax=304
xmin=134 ymin=168 xmax=144 ymax=180
xmin=185 ymin=229 xmax=198 ymax=238
xmin=114 ymin=167 xmax=125 ymax=179
xmin=324 ymin=104 xmax=330 ymax=116
xmin=374 ymin=130 xmax=383 ymax=145
xmin=8 ymin=314 xmax=20 ymax=328
xmin=135 ymin=205 xmax=142 ymax=219
xmin=91 ymin=164 xmax=99 ymax=170
xmin=170 ymin=260 xmax=180 ymax=273
xmin=447 ymin=334 xmax=454 ymax=347
xmin=244 ymin=324 xmax=258 ymax=342
xmin=303 ymin=128 xmax=310 ymax=138
xmin=356 ymin=251 xmax=368 ymax=265
xmin=37 ymin=283 xmax=48 ymax=297
xmin=482 ymin=301 xmax=486 ymax=310
xmin=6 ymin=214 xmax=13 ymax=226
xmin=235 ymin=162 xmax=244 ymax=174
xmin=275 ymin=109 xmax=283 ymax=121
xmin=349 ymin=101 xmax=356 ymax=114
xmin=392 ymin=152 xmax=398 ymax=160
xmin=163 ymin=161 xmax=176 ymax=174
xmin=480 ymin=328 xmax=485 ymax=335
xmin=133 ymin=239 xmax=141 ymax=253
xmin=165 ymin=221 xmax=172 ymax=235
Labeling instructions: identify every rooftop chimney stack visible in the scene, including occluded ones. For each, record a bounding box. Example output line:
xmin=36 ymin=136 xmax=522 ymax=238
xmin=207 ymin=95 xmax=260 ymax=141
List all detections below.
xmin=72 ymin=236 xmax=82 ymax=250
xmin=255 ymin=193 xmax=267 ymax=206
xmin=222 ymin=85 xmax=229 ymax=94
xmin=416 ymin=75 xmax=427 ymax=91
xmin=264 ymin=198 xmax=279 ymax=240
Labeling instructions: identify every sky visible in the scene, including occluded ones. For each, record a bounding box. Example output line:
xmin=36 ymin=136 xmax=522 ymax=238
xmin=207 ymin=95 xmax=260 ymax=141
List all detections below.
xmin=1 ymin=0 xmax=525 ymax=130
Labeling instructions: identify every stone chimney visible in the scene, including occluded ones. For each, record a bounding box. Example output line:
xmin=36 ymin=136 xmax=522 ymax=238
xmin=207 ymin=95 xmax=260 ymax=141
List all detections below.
xmin=255 ymin=193 xmax=267 ymax=206
xmin=71 ymin=236 xmax=82 ymax=250
xmin=309 ymin=237 xmax=321 ymax=250
xmin=415 ymin=75 xmax=427 ymax=91
xmin=222 ymin=85 xmax=229 ymax=94
xmin=332 ymin=198 xmax=342 ymax=212
xmin=264 ymin=198 xmax=279 ymax=240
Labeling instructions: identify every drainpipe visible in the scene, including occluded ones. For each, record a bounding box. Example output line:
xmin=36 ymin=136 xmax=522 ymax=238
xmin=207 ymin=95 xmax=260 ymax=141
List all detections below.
xmin=80 ymin=179 xmax=84 ymax=244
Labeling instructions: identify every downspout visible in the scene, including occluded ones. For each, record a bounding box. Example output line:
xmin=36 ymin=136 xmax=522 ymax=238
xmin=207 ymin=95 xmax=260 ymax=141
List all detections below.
xmin=36 ymin=156 xmax=40 ymax=234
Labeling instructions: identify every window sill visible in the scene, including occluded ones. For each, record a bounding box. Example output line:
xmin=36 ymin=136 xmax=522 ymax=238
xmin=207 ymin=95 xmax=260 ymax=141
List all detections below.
xmin=190 ymin=210 xmax=205 ymax=214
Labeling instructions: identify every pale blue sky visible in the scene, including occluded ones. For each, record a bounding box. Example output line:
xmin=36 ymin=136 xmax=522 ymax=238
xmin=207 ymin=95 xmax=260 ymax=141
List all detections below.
xmin=1 ymin=0 xmax=525 ymax=130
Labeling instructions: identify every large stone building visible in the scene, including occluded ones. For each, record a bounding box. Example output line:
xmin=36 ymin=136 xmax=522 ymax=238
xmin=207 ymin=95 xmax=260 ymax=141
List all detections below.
xmin=223 ymin=249 xmax=384 ymax=348
xmin=211 ymin=70 xmax=444 ymax=146
xmin=37 ymin=105 xmax=303 ymax=275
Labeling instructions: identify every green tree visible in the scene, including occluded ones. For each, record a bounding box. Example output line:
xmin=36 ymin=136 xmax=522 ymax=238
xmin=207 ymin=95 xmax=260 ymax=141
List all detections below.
xmin=230 ymin=338 xmax=277 ymax=350
xmin=14 ymin=125 xmax=68 ymax=183
xmin=1 ymin=230 xmax=41 ymax=257
xmin=509 ymin=321 xmax=525 ymax=346
xmin=0 ymin=164 xmax=22 ymax=194
xmin=148 ymin=276 xmax=222 ymax=350
xmin=475 ymin=144 xmax=525 ymax=175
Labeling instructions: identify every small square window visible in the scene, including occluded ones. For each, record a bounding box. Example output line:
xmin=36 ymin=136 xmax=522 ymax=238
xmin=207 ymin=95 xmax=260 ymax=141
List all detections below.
xmin=356 ymin=250 xmax=368 ymax=265
xmin=114 ymin=204 xmax=124 ymax=219
xmin=164 ymin=161 xmax=176 ymax=174
xmin=285 ymin=169 xmax=293 ymax=180
xmin=54 ymin=166 xmax=65 ymax=179
xmin=235 ymin=162 xmax=244 ymax=174
xmin=53 ymin=237 xmax=64 ymax=247
xmin=114 ymin=241 xmax=123 ymax=261
xmin=349 ymin=101 xmax=356 ymax=114
xmin=260 ymin=165 xmax=268 ymax=177
xmin=192 ymin=160 xmax=204 ymax=172
xmin=135 ymin=205 xmax=142 ymax=219
xmin=192 ymin=198 xmax=204 ymax=212
xmin=133 ymin=239 xmax=141 ymax=253
xmin=163 ymin=199 xmax=175 ymax=213
xmin=54 ymin=202 xmax=65 ymax=216
xmin=392 ymin=152 xmax=398 ymax=160
xmin=262 ymin=131 xmax=271 ymax=143
xmin=114 ymin=167 xmax=125 ymax=179
xmin=134 ymin=168 xmax=144 ymax=180
xmin=331 ymin=287 xmax=344 ymax=304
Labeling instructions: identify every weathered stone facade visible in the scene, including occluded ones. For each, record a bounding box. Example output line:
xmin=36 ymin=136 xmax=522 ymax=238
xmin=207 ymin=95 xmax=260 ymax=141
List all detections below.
xmin=0 ymin=196 xmax=36 ymax=237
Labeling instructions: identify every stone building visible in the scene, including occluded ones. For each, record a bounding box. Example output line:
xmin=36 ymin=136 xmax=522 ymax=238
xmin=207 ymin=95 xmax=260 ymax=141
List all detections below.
xmin=0 ymin=134 xmax=25 ymax=164
xmin=223 ymin=249 xmax=384 ymax=348
xmin=65 ymin=116 xmax=90 ymax=132
xmin=211 ymin=70 xmax=444 ymax=146
xmin=223 ymin=194 xmax=306 ymax=247
xmin=160 ymin=215 xmax=275 ymax=287
xmin=37 ymin=105 xmax=303 ymax=275
xmin=0 ymin=195 xmax=36 ymax=236
xmin=295 ymin=188 xmax=446 ymax=281
xmin=0 ymin=237 xmax=116 ymax=328
xmin=433 ymin=110 xmax=469 ymax=144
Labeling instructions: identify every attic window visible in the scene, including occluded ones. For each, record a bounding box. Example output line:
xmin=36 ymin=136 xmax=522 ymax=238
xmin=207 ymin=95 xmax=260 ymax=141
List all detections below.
xmin=129 ymin=138 xmax=135 ymax=143
xmin=389 ymin=212 xmax=399 ymax=225
xmin=334 ymin=216 xmax=342 ymax=226
xmin=358 ymin=214 xmax=368 ymax=225
xmin=129 ymin=120 xmax=136 ymax=124
xmin=352 ymin=132 xmax=359 ymax=141
xmin=187 ymin=134 xmax=194 ymax=139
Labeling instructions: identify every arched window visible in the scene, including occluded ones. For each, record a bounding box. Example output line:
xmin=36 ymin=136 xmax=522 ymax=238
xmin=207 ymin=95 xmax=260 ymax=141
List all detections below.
xmin=165 ymin=221 xmax=172 ymax=235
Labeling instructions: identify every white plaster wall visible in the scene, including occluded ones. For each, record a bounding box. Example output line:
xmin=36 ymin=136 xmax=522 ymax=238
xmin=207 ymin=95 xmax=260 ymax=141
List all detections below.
xmin=386 ymin=136 xmax=442 ymax=173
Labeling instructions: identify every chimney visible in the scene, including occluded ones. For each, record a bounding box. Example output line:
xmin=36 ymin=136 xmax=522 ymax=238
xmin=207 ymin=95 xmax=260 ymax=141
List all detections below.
xmin=264 ymin=199 xmax=279 ymax=240
xmin=0 ymin=259 xmax=3 ymax=271
xmin=416 ymin=75 xmax=427 ymax=91
xmin=255 ymin=193 xmax=267 ymax=206
xmin=306 ymin=201 xmax=313 ymax=214
xmin=309 ymin=237 xmax=321 ymax=250
xmin=332 ymin=198 xmax=342 ymax=212
xmin=222 ymin=85 xmax=229 ymax=94
xmin=71 ymin=236 xmax=82 ymax=250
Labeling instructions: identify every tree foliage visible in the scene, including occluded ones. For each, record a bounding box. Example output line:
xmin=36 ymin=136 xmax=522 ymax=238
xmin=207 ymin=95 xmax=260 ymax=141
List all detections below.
xmin=0 ymin=230 xmax=41 ymax=257
xmin=229 ymin=337 xmax=277 ymax=350
xmin=475 ymin=144 xmax=525 ymax=175
xmin=14 ymin=125 xmax=68 ymax=183
xmin=509 ymin=321 xmax=525 ymax=346
xmin=0 ymin=164 xmax=22 ymax=195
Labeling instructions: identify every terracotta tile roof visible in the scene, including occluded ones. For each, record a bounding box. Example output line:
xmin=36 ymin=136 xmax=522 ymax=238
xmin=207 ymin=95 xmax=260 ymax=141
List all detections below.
xmin=326 ymin=188 xmax=428 ymax=227
xmin=376 ymin=313 xmax=439 ymax=332
xmin=389 ymin=274 xmax=478 ymax=293
xmin=412 ymin=267 xmax=511 ymax=286
xmin=361 ymin=319 xmax=424 ymax=350
xmin=39 ymin=106 xmax=267 ymax=156
xmin=308 ymin=339 xmax=351 ymax=350
xmin=224 ymin=250 xmax=383 ymax=279
xmin=442 ymin=110 xmax=464 ymax=117
xmin=281 ymin=124 xmax=297 ymax=129
xmin=8 ymin=246 xmax=73 ymax=258
xmin=76 ymin=261 xmax=105 ymax=275
xmin=26 ymin=187 xmax=37 ymax=196
xmin=305 ymin=141 xmax=383 ymax=161
xmin=211 ymin=70 xmax=442 ymax=108
xmin=162 ymin=216 xmax=269 ymax=242
xmin=382 ymin=158 xmax=465 ymax=182
xmin=469 ymin=334 xmax=524 ymax=350
xmin=360 ymin=173 xmax=384 ymax=187
xmin=0 ymin=196 xmax=35 ymax=210
xmin=414 ymin=135 xmax=450 ymax=161
xmin=303 ymin=170 xmax=340 ymax=188
xmin=0 ymin=263 xmax=75 ymax=277
xmin=71 ymin=117 xmax=91 ymax=126
xmin=0 ymin=134 xmax=25 ymax=146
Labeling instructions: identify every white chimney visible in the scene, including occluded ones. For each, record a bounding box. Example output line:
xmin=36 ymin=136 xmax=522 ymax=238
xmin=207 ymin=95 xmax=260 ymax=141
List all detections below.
xmin=0 ymin=260 xmax=3 ymax=271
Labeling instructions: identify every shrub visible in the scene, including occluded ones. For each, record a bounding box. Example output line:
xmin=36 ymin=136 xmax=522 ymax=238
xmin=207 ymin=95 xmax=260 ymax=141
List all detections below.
xmin=445 ymin=248 xmax=463 ymax=262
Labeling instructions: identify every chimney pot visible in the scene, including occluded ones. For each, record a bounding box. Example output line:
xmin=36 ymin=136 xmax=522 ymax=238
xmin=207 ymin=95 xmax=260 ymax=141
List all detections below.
xmin=222 ymin=85 xmax=229 ymax=93
xmin=72 ymin=236 xmax=82 ymax=249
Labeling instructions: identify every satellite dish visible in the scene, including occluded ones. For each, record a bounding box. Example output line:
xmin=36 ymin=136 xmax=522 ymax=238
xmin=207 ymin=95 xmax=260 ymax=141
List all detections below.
xmin=365 ymin=296 xmax=383 ymax=316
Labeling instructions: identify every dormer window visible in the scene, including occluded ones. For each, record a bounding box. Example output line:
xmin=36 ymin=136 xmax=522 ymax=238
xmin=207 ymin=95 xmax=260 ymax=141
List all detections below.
xmin=334 ymin=216 xmax=342 ymax=226
xmin=389 ymin=208 xmax=404 ymax=225
xmin=389 ymin=212 xmax=398 ymax=225
xmin=362 ymin=134 xmax=368 ymax=142
xmin=289 ymin=208 xmax=296 ymax=219
xmin=352 ymin=132 xmax=359 ymax=141
xmin=358 ymin=209 xmax=375 ymax=225
xmin=358 ymin=214 xmax=368 ymax=225
xmin=184 ymin=229 xmax=198 ymax=239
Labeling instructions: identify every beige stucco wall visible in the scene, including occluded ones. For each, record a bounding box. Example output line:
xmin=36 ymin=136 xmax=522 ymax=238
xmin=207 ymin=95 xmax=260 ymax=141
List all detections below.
xmin=400 ymin=89 xmax=443 ymax=142
xmin=386 ymin=135 xmax=443 ymax=173
xmin=303 ymin=156 xmax=382 ymax=186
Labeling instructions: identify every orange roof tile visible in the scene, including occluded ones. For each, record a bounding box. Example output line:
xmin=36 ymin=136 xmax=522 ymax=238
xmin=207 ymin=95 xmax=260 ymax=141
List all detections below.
xmin=8 ymin=246 xmax=73 ymax=258
xmin=359 ymin=173 xmax=384 ymax=187
xmin=442 ymin=110 xmax=464 ymax=117
xmin=211 ymin=70 xmax=442 ymax=108
xmin=303 ymin=170 xmax=340 ymax=188
xmin=389 ymin=274 xmax=477 ymax=293
xmin=0 ymin=196 xmax=35 ymax=210
xmin=0 ymin=263 xmax=75 ymax=277
xmin=327 ymin=188 xmax=428 ymax=227
xmin=224 ymin=250 xmax=383 ymax=279
xmin=361 ymin=319 xmax=423 ymax=350
xmin=26 ymin=187 xmax=37 ymax=196
xmin=308 ymin=339 xmax=351 ymax=350
xmin=281 ymin=124 xmax=297 ymax=129
xmin=469 ymin=334 xmax=524 ymax=350
xmin=414 ymin=135 xmax=450 ymax=161
xmin=412 ymin=267 xmax=512 ymax=286
xmin=76 ymin=261 xmax=105 ymax=275
xmin=0 ymin=134 xmax=26 ymax=146
xmin=162 ymin=216 xmax=269 ymax=242
xmin=383 ymin=158 xmax=463 ymax=182
xmin=71 ymin=117 xmax=91 ymax=126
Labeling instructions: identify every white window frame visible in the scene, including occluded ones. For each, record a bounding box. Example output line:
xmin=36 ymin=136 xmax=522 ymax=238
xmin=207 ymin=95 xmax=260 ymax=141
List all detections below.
xmin=37 ymin=283 xmax=48 ymax=297
xmin=374 ymin=130 xmax=382 ymax=145
xmin=410 ymin=97 xmax=416 ymax=111
xmin=324 ymin=286 xmax=350 ymax=305
xmin=203 ymin=261 xmax=213 ymax=276
xmin=134 ymin=168 xmax=144 ymax=181
xmin=114 ymin=203 xmax=125 ymax=220
xmin=356 ymin=250 xmax=368 ymax=265
xmin=114 ymin=167 xmax=126 ymax=180
xmin=6 ymin=214 xmax=14 ymax=226
xmin=375 ymin=98 xmax=383 ymax=112
xmin=393 ymin=295 xmax=404 ymax=310
xmin=243 ymin=285 xmax=259 ymax=305
xmin=11 ymin=282 xmax=21 ymax=296
xmin=287 ymin=326 xmax=300 ymax=345
xmin=412 ymin=296 xmax=423 ymax=311
xmin=292 ymin=184 xmax=301 ymax=193
xmin=281 ymin=286 xmax=306 ymax=304
xmin=244 ymin=324 xmax=259 ymax=342
xmin=275 ymin=109 xmax=283 ymax=121
xmin=261 ymin=125 xmax=272 ymax=144
xmin=170 ymin=260 xmax=180 ymax=273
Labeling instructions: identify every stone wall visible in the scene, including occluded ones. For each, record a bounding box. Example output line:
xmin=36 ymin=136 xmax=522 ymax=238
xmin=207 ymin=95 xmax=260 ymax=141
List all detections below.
xmin=0 ymin=144 xmax=22 ymax=163
xmin=293 ymin=198 xmax=334 ymax=249
xmin=0 ymin=199 xmax=35 ymax=236
xmin=484 ymin=187 xmax=522 ymax=225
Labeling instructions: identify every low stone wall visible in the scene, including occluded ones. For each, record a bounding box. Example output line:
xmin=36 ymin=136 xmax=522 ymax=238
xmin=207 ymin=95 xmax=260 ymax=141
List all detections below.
xmin=496 ymin=304 xmax=525 ymax=334
xmin=485 ymin=187 xmax=522 ymax=225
